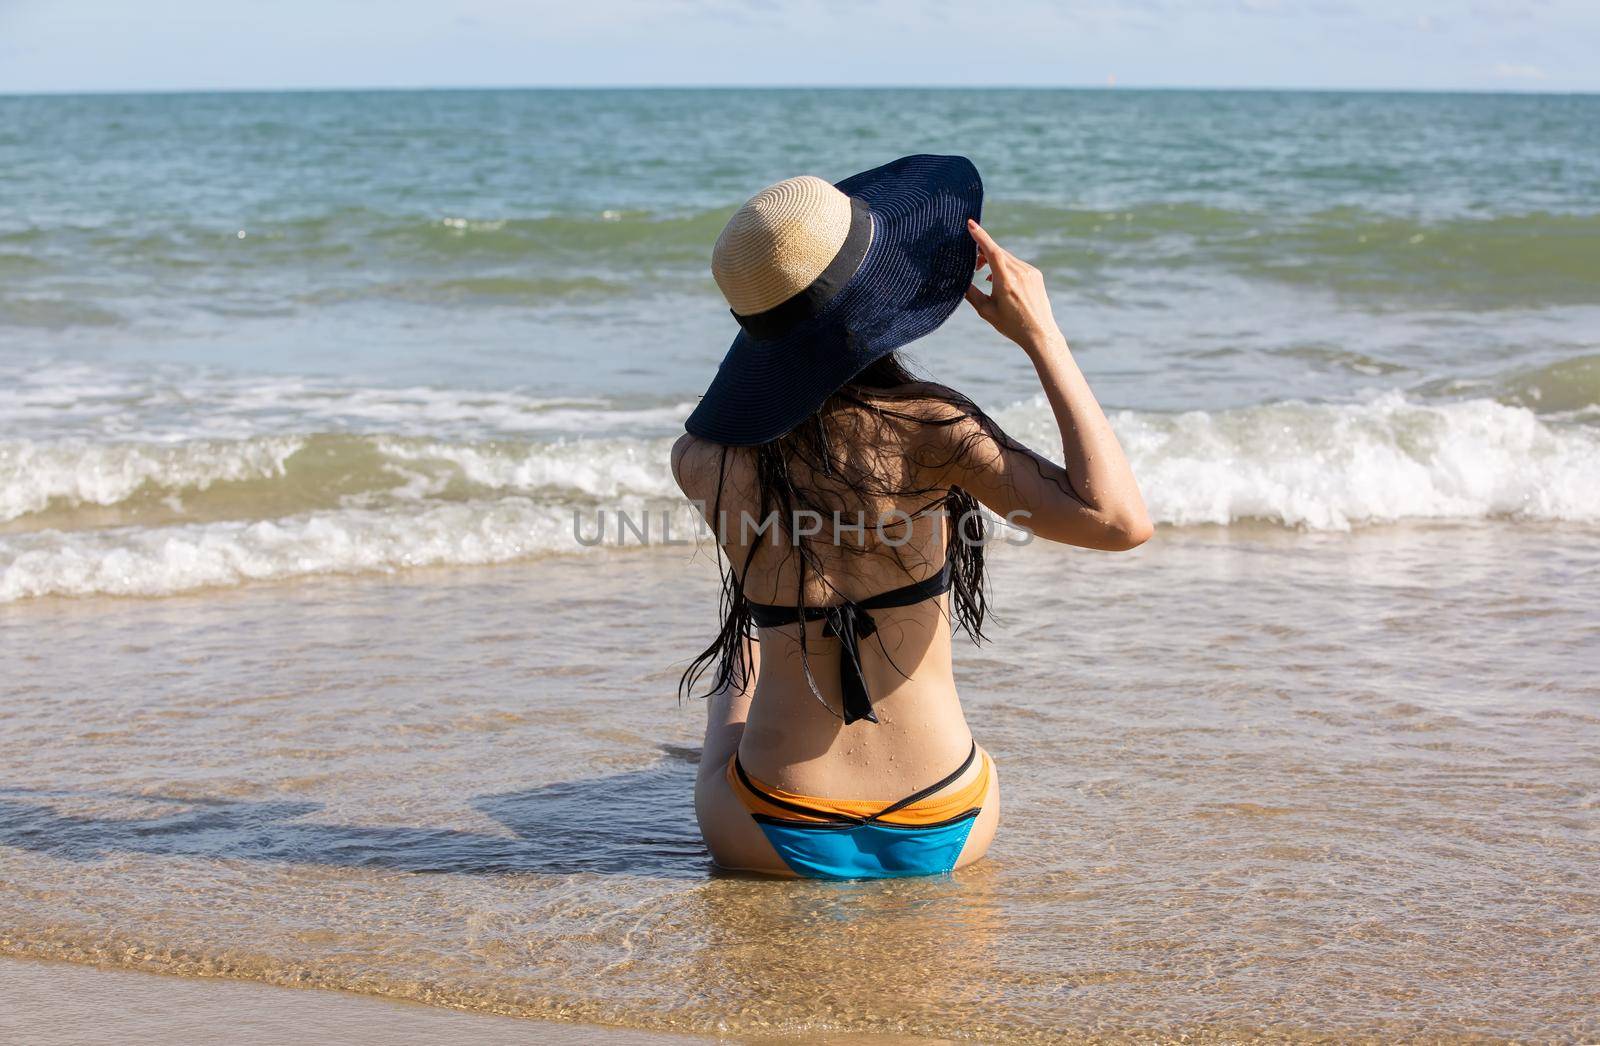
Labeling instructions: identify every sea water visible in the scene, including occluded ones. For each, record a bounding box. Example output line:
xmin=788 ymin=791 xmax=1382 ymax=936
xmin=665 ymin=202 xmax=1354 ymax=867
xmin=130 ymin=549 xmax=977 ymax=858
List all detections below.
xmin=1 ymin=89 xmax=1597 ymax=1040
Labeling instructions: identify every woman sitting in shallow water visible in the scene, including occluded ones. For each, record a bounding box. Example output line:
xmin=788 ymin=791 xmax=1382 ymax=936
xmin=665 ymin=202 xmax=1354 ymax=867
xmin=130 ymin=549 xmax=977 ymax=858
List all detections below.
xmin=673 ymin=156 xmax=1150 ymax=879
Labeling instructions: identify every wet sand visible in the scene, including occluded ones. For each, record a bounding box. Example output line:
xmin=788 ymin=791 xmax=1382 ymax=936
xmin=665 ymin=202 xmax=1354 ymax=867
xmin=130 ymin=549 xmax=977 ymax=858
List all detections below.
xmin=0 ymin=958 xmax=709 ymax=1045
xmin=2 ymin=525 xmax=1598 ymax=1041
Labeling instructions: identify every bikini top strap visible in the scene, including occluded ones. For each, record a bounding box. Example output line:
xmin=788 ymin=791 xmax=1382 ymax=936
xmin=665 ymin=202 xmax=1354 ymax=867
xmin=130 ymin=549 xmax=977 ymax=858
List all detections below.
xmin=742 ymin=555 xmax=954 ymax=725
xmin=853 ymin=555 xmax=953 ymax=612
xmin=744 ymin=554 xmax=953 ymax=623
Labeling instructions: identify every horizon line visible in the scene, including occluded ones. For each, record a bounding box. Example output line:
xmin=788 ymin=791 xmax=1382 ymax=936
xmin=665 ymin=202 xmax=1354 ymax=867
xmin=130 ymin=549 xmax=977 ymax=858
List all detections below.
xmin=2 ymin=83 xmax=1593 ymax=99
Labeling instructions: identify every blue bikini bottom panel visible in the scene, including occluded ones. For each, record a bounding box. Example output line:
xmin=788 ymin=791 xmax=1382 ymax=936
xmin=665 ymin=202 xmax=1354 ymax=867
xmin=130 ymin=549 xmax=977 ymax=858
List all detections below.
xmin=754 ymin=812 xmax=979 ymax=880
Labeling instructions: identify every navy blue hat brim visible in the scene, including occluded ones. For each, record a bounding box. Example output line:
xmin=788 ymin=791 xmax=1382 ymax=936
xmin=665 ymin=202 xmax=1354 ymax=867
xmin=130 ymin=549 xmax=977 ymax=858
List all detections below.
xmin=684 ymin=154 xmax=983 ymax=446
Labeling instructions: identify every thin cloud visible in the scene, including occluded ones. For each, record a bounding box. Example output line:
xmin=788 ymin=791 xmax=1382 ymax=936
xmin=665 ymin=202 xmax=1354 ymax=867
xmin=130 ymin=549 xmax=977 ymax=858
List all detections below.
xmin=1491 ymin=62 xmax=1547 ymax=80
xmin=2 ymin=0 xmax=1596 ymax=92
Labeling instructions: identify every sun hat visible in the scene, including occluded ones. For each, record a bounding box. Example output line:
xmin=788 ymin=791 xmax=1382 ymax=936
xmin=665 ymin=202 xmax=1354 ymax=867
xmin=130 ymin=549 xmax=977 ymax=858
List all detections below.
xmin=684 ymin=154 xmax=983 ymax=446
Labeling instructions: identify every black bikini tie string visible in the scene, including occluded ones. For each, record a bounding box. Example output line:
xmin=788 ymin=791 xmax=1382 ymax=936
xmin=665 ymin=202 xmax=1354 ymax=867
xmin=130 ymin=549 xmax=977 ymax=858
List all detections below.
xmin=744 ymin=556 xmax=954 ymax=727
xmin=821 ymin=603 xmax=879 ymax=725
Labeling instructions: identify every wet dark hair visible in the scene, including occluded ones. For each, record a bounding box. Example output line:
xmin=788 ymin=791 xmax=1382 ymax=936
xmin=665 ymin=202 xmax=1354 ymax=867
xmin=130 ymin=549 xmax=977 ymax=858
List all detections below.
xmin=678 ymin=351 xmax=998 ymax=714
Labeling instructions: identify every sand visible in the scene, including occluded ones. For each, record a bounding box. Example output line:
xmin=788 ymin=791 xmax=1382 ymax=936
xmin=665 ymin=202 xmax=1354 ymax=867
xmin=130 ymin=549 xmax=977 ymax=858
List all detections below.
xmin=0 ymin=958 xmax=712 ymax=1046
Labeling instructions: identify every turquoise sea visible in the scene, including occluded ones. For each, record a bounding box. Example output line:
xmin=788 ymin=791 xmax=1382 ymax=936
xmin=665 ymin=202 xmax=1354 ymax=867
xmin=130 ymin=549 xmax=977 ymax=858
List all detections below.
xmin=1 ymin=90 xmax=1597 ymax=1041
xmin=3 ymin=90 xmax=1600 ymax=586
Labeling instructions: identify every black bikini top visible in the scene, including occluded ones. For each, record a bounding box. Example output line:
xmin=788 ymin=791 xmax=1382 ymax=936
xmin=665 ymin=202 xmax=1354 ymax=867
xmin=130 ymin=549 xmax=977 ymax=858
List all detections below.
xmin=744 ymin=557 xmax=953 ymax=726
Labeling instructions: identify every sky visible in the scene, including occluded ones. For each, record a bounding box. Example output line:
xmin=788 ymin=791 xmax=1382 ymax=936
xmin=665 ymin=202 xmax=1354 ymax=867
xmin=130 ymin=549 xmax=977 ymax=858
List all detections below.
xmin=0 ymin=0 xmax=1594 ymax=94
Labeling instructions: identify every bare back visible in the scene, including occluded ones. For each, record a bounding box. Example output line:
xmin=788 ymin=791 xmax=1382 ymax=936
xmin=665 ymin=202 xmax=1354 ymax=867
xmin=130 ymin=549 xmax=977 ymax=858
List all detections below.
xmin=674 ymin=385 xmax=977 ymax=800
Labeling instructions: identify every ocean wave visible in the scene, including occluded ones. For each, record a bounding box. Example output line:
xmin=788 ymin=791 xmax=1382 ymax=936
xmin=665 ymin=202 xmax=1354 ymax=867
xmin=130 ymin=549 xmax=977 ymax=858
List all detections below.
xmin=1496 ymin=353 xmax=1600 ymax=414
xmin=0 ymin=437 xmax=305 ymax=522
xmin=0 ymin=433 xmax=679 ymax=525
xmin=5 ymin=204 xmax=1597 ymax=318
xmin=985 ymin=204 xmax=1600 ymax=306
xmin=0 ymin=205 xmax=728 ymax=270
xmin=3 ymin=395 xmax=1597 ymax=600
xmin=0 ymin=361 xmax=696 ymax=441
xmin=0 ymin=498 xmax=701 ymax=601
xmin=998 ymin=392 xmax=1600 ymax=530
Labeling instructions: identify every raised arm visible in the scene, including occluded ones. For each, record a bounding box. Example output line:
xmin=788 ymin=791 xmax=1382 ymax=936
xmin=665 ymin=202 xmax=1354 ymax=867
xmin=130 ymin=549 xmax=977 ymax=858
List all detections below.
xmin=941 ymin=219 xmax=1151 ymax=552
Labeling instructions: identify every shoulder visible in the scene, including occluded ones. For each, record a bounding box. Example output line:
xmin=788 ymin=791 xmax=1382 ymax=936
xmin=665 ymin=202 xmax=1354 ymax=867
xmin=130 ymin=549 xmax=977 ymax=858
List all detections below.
xmin=856 ymin=380 xmax=983 ymax=425
xmin=854 ymin=382 xmax=1004 ymax=483
xmin=862 ymin=382 xmax=993 ymax=454
xmin=670 ymin=432 xmax=729 ymax=500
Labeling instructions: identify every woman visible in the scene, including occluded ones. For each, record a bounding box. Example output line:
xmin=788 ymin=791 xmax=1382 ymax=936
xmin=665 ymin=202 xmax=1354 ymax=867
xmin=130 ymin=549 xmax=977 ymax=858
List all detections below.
xmin=673 ymin=155 xmax=1150 ymax=879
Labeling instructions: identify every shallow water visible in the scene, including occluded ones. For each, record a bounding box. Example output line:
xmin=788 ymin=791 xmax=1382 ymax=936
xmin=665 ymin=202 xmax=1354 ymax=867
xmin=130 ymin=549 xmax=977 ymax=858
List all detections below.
xmin=3 ymin=528 xmax=1596 ymax=1040
xmin=5 ymin=90 xmax=1600 ymax=603
xmin=0 ymin=958 xmax=704 ymax=1046
xmin=3 ymin=87 xmax=1599 ymax=1039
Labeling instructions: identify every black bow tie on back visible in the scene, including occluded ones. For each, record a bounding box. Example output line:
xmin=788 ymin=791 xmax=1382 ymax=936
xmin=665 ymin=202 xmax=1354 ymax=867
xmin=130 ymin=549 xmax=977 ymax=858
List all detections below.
xmin=820 ymin=601 xmax=880 ymax=724
xmin=743 ymin=558 xmax=955 ymax=725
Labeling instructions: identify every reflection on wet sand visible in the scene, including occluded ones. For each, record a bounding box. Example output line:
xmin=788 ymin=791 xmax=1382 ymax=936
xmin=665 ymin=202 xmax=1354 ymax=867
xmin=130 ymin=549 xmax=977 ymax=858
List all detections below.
xmin=0 ymin=748 xmax=704 ymax=878
xmin=2 ymin=527 xmax=1597 ymax=1041
xmin=686 ymin=867 xmax=1005 ymax=1039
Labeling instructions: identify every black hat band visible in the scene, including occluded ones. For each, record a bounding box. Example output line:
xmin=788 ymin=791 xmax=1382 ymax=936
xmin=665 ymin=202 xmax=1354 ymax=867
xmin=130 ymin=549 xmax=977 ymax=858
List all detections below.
xmin=730 ymin=196 xmax=874 ymax=343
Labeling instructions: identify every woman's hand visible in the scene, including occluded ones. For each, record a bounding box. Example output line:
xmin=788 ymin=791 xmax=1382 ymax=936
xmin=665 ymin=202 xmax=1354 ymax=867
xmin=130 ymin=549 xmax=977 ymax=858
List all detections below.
xmin=963 ymin=219 xmax=1064 ymax=356
xmin=947 ymin=219 xmax=1153 ymax=551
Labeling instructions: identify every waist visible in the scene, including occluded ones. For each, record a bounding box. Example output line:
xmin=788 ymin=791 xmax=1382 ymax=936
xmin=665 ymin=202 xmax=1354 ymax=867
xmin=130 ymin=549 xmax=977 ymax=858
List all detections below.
xmin=730 ymin=742 xmax=993 ymax=827
xmin=738 ymin=697 xmax=975 ymax=800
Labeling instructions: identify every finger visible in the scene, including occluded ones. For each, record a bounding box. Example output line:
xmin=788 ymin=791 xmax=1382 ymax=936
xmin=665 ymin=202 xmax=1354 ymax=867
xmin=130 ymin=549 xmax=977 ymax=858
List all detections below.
xmin=963 ymin=282 xmax=995 ymax=318
xmin=968 ymin=223 xmax=1012 ymax=288
xmin=967 ymin=220 xmax=1007 ymax=267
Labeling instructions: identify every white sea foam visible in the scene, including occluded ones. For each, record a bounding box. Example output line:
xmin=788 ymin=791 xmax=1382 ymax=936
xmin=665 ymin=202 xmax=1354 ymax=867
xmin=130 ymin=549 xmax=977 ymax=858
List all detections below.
xmin=0 ymin=499 xmax=706 ymax=601
xmin=3 ymin=394 xmax=1597 ymax=600
xmin=0 ymin=437 xmax=305 ymax=522
xmin=0 ymin=359 xmax=694 ymax=442
xmin=373 ymin=436 xmax=679 ymax=501
xmin=0 ymin=434 xmax=680 ymax=522
xmin=1000 ymin=391 xmax=1600 ymax=530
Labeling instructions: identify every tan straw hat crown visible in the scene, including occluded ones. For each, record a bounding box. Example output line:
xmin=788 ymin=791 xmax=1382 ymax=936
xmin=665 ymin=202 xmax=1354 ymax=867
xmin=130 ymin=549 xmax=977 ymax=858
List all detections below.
xmin=686 ymin=154 xmax=982 ymax=447
xmin=712 ymin=175 xmax=854 ymax=315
